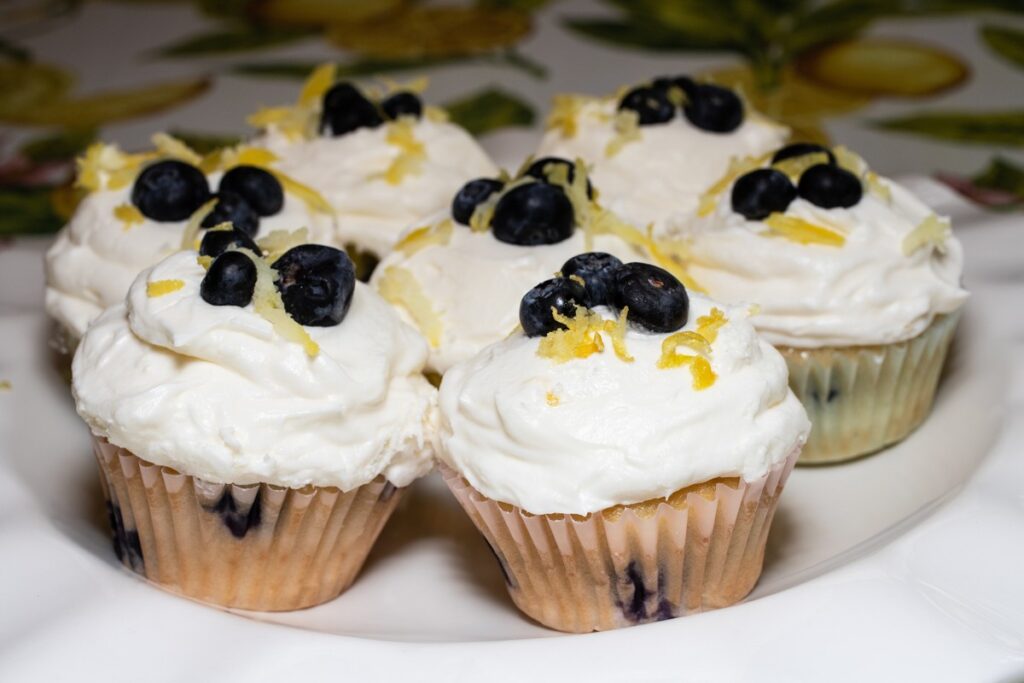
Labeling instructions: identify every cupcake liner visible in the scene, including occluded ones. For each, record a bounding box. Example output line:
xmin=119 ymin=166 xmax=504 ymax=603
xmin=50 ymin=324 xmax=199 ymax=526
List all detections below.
xmin=781 ymin=311 xmax=960 ymax=464
xmin=92 ymin=437 xmax=403 ymax=611
xmin=440 ymin=449 xmax=798 ymax=633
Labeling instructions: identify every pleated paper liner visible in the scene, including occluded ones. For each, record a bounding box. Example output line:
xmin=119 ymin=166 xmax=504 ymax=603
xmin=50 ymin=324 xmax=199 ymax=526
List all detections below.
xmin=92 ymin=437 xmax=403 ymax=611
xmin=440 ymin=449 xmax=798 ymax=633
xmin=782 ymin=310 xmax=961 ymax=465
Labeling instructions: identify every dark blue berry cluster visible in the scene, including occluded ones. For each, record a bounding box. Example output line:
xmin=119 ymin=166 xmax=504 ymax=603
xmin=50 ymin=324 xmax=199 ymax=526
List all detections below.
xmin=320 ymin=82 xmax=424 ymax=137
xmin=520 ymin=252 xmax=689 ymax=337
xmin=731 ymin=143 xmax=863 ymax=220
xmin=618 ymin=76 xmax=744 ymax=133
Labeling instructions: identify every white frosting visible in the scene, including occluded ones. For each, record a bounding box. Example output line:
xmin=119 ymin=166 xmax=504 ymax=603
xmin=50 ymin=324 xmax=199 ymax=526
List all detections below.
xmin=259 ymin=119 xmax=498 ymax=257
xmin=537 ymin=97 xmax=788 ymax=235
xmin=45 ymin=171 xmax=339 ymax=340
xmin=72 ymin=251 xmax=437 ymax=490
xmin=370 ymin=214 xmax=651 ymax=375
xmin=671 ymin=172 xmax=968 ymax=348
xmin=438 ymin=296 xmax=810 ymax=515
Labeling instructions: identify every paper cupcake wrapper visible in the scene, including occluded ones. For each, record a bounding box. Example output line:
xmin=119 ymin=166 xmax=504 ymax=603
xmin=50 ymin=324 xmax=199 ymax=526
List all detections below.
xmin=92 ymin=437 xmax=403 ymax=611
xmin=440 ymin=450 xmax=798 ymax=633
xmin=781 ymin=311 xmax=960 ymax=465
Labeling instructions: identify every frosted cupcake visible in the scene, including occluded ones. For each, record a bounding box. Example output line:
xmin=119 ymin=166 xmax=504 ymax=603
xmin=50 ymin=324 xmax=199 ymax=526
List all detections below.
xmin=536 ymin=75 xmax=788 ymax=235
xmin=370 ymin=157 xmax=691 ymax=376
xmin=45 ymin=135 xmax=338 ymax=346
xmin=72 ymin=240 xmax=436 ymax=610
xmin=671 ymin=143 xmax=967 ymax=463
xmin=438 ymin=259 xmax=809 ymax=632
xmin=250 ymin=65 xmax=498 ymax=274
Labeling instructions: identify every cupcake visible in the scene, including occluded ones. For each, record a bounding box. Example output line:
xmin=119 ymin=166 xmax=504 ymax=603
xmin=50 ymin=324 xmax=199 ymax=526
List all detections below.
xmin=670 ymin=143 xmax=967 ymax=463
xmin=370 ymin=157 xmax=693 ymax=376
xmin=45 ymin=135 xmax=339 ymax=349
xmin=72 ymin=239 xmax=436 ymax=610
xmin=536 ymin=75 xmax=788 ymax=236
xmin=250 ymin=64 xmax=498 ymax=275
xmin=438 ymin=259 xmax=810 ymax=632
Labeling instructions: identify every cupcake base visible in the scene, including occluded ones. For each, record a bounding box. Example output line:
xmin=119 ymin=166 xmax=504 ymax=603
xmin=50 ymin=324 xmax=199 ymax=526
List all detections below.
xmin=93 ymin=438 xmax=402 ymax=611
xmin=782 ymin=311 xmax=960 ymax=464
xmin=440 ymin=450 xmax=797 ymax=633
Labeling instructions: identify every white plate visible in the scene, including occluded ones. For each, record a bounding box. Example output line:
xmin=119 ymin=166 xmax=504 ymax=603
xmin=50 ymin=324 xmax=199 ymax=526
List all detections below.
xmin=1 ymin=221 xmax=1022 ymax=680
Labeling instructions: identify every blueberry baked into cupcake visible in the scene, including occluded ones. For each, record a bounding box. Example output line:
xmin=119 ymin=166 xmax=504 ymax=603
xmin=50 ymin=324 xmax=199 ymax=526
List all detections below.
xmin=370 ymin=156 xmax=693 ymax=376
xmin=671 ymin=143 xmax=967 ymax=463
xmin=45 ymin=135 xmax=339 ymax=348
xmin=536 ymin=75 xmax=788 ymax=236
xmin=250 ymin=65 xmax=498 ymax=276
xmin=439 ymin=258 xmax=809 ymax=632
xmin=72 ymin=237 xmax=436 ymax=610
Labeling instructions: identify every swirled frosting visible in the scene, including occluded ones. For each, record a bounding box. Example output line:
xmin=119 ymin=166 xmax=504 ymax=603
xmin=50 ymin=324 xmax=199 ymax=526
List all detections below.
xmin=258 ymin=119 xmax=498 ymax=257
xmin=72 ymin=251 xmax=436 ymax=490
xmin=536 ymin=96 xmax=788 ymax=235
xmin=437 ymin=295 xmax=809 ymax=515
xmin=370 ymin=213 xmax=660 ymax=375
xmin=670 ymin=160 xmax=968 ymax=348
xmin=45 ymin=171 xmax=339 ymax=340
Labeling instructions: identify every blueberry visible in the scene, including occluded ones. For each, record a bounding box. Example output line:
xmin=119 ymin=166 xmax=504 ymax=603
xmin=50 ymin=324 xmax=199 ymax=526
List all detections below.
xmin=381 ymin=91 xmax=423 ymax=120
xmin=218 ymin=165 xmax=284 ymax=217
xmin=560 ymin=252 xmax=623 ymax=308
xmin=731 ymin=168 xmax=797 ymax=220
xmin=798 ymin=163 xmax=863 ymax=209
xmin=611 ymin=262 xmax=688 ymax=333
xmin=200 ymin=251 xmax=257 ymax=307
xmin=199 ymin=228 xmax=262 ymax=258
xmin=683 ymin=84 xmax=744 ymax=133
xmin=524 ymin=156 xmax=593 ymax=198
xmin=131 ymin=160 xmax=210 ymax=222
xmin=201 ymin=191 xmax=260 ymax=236
xmin=772 ymin=142 xmax=836 ymax=165
xmin=491 ymin=183 xmax=575 ymax=246
xmin=452 ymin=178 xmax=504 ymax=226
xmin=519 ymin=277 xmax=586 ymax=337
xmin=273 ymin=245 xmax=355 ymax=326
xmin=320 ymin=81 xmax=383 ymax=137
xmin=617 ymin=86 xmax=675 ymax=125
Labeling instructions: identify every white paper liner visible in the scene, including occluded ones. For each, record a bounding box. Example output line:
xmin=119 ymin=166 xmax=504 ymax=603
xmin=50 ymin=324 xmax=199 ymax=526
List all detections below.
xmin=440 ymin=449 xmax=798 ymax=633
xmin=782 ymin=311 xmax=960 ymax=464
xmin=93 ymin=437 xmax=403 ymax=611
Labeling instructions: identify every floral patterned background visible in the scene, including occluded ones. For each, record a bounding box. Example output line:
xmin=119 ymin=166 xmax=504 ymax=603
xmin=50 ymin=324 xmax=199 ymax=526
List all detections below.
xmin=0 ymin=0 xmax=1022 ymax=237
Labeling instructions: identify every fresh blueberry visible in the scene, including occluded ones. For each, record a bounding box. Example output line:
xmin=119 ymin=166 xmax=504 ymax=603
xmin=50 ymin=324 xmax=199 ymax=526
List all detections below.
xmin=618 ymin=86 xmax=675 ymax=125
xmin=273 ymin=245 xmax=355 ymax=326
xmin=683 ymin=83 xmax=744 ymax=133
xmin=771 ymin=142 xmax=836 ymax=165
xmin=560 ymin=252 xmax=623 ymax=308
xmin=519 ymin=277 xmax=586 ymax=337
xmin=198 ymin=228 xmax=262 ymax=258
xmin=201 ymin=191 xmax=260 ymax=236
xmin=381 ymin=91 xmax=423 ymax=120
xmin=320 ymin=81 xmax=383 ymax=137
xmin=452 ymin=178 xmax=504 ymax=226
xmin=611 ymin=262 xmax=688 ymax=333
xmin=524 ymin=156 xmax=593 ymax=198
xmin=798 ymin=163 xmax=863 ymax=209
xmin=491 ymin=183 xmax=575 ymax=246
xmin=731 ymin=168 xmax=797 ymax=220
xmin=218 ymin=165 xmax=284 ymax=217
xmin=200 ymin=251 xmax=257 ymax=307
xmin=131 ymin=160 xmax=210 ymax=222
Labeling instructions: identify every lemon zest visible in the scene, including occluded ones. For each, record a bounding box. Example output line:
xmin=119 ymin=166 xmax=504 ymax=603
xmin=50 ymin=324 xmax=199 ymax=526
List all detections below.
xmin=257 ymin=227 xmax=309 ymax=263
xmin=545 ymin=391 xmax=560 ymax=407
xmin=545 ymin=94 xmax=586 ymax=138
xmin=179 ymin=198 xmax=218 ymax=251
xmin=605 ymin=109 xmax=641 ymax=158
xmin=299 ymin=63 xmax=337 ymax=107
xmin=395 ymin=219 xmax=453 ymax=256
xmin=372 ymin=119 xmax=426 ymax=185
xmin=772 ymin=151 xmax=831 ymax=182
xmin=763 ymin=213 xmax=846 ymax=247
xmin=245 ymin=248 xmax=319 ymax=357
xmin=832 ymin=145 xmax=866 ymax=176
xmin=146 ymin=279 xmax=185 ymax=297
xmin=114 ymin=203 xmax=144 ymax=230
xmin=696 ymin=154 xmax=769 ymax=217
xmin=424 ymin=105 xmax=449 ymax=123
xmin=75 ymin=142 xmax=155 ymax=192
xmin=865 ymin=171 xmax=892 ymax=202
xmin=376 ymin=266 xmax=443 ymax=348
xmin=151 ymin=132 xmax=201 ymax=166
xmin=656 ymin=309 xmax=728 ymax=389
xmin=272 ymin=171 xmax=334 ymax=214
xmin=197 ymin=255 xmax=213 ymax=270
xmin=903 ymin=214 xmax=951 ymax=256
xmin=695 ymin=307 xmax=727 ymax=343
xmin=537 ymin=306 xmax=632 ymax=364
